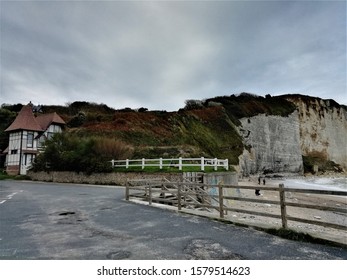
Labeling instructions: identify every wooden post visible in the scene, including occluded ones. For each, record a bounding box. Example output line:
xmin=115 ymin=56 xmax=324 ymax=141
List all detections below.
xmin=126 ymin=159 xmax=129 ymax=169
xmin=218 ymin=184 xmax=224 ymax=218
xmin=214 ymin=158 xmax=218 ymax=171
xmin=125 ymin=180 xmax=129 ymax=201
xmin=201 ymin=157 xmax=205 ymax=171
xmin=279 ymin=183 xmax=288 ymax=229
xmin=159 ymin=158 xmax=163 ymax=169
xmin=148 ymin=186 xmax=152 ymax=205
xmin=177 ymin=184 xmax=182 ymax=211
xmin=142 ymin=158 xmax=145 ymax=169
xmin=179 ymin=157 xmax=182 ymax=170
xmin=111 ymin=159 xmax=114 ymax=168
xmin=225 ymin=159 xmax=229 ymax=170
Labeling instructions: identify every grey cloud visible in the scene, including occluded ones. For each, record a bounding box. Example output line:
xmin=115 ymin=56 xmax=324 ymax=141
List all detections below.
xmin=1 ymin=1 xmax=346 ymax=110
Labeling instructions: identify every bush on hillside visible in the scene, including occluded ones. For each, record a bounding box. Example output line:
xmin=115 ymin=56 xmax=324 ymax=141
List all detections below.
xmin=184 ymin=99 xmax=204 ymax=110
xmin=31 ymin=133 xmax=133 ymax=174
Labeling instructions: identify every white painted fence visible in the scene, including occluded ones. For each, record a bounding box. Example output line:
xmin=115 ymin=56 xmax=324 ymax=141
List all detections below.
xmin=111 ymin=157 xmax=229 ymax=171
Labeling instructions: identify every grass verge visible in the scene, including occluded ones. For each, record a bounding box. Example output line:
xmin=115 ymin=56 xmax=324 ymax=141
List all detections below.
xmin=0 ymin=170 xmax=31 ymax=181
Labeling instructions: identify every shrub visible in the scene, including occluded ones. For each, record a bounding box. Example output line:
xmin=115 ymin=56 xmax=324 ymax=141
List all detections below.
xmin=31 ymin=133 xmax=133 ymax=174
xmin=184 ymin=99 xmax=204 ymax=110
xmin=93 ymin=137 xmax=133 ymax=160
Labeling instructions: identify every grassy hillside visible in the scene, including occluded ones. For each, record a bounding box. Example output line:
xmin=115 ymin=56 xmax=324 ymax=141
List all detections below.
xmin=65 ymin=106 xmax=243 ymax=164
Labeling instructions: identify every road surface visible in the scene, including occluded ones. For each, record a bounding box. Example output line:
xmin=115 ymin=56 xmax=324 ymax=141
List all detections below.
xmin=0 ymin=180 xmax=346 ymax=260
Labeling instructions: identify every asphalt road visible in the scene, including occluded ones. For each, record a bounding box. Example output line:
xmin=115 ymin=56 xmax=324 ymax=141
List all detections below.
xmin=0 ymin=180 xmax=346 ymax=260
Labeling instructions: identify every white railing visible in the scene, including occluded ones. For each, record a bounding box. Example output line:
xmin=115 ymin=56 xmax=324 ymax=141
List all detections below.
xmin=111 ymin=157 xmax=229 ymax=171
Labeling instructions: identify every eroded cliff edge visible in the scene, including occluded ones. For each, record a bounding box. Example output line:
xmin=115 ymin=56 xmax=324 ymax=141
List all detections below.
xmin=286 ymin=95 xmax=347 ymax=170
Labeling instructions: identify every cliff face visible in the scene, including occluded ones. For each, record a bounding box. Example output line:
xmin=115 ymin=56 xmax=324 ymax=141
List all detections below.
xmin=237 ymin=95 xmax=347 ymax=175
xmin=285 ymin=96 xmax=347 ymax=169
xmin=238 ymin=112 xmax=303 ymax=175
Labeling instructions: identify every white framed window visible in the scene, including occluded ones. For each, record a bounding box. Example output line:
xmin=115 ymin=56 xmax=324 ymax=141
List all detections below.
xmin=27 ymin=132 xmax=34 ymax=148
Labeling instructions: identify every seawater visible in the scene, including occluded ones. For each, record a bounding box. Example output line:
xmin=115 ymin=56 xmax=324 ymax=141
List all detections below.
xmin=284 ymin=177 xmax=347 ymax=191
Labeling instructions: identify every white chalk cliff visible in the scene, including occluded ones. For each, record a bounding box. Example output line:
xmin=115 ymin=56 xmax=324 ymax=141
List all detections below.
xmin=286 ymin=96 xmax=347 ymax=169
xmin=238 ymin=96 xmax=347 ymax=175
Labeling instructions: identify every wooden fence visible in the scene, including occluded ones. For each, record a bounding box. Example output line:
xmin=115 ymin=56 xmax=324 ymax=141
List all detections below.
xmin=112 ymin=157 xmax=229 ymax=171
xmin=125 ymin=180 xmax=347 ymax=231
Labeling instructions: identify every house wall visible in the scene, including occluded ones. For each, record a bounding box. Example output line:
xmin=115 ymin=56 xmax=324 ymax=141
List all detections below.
xmin=44 ymin=124 xmax=63 ymax=139
xmin=6 ymin=130 xmax=40 ymax=175
xmin=6 ymin=132 xmax=22 ymax=168
xmin=36 ymin=125 xmax=62 ymax=149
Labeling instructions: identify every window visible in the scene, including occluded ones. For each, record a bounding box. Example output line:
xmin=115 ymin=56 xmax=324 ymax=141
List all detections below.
xmin=27 ymin=132 xmax=34 ymax=148
xmin=37 ymin=135 xmax=46 ymax=148
xmin=24 ymin=154 xmax=34 ymax=165
xmin=11 ymin=150 xmax=18 ymax=154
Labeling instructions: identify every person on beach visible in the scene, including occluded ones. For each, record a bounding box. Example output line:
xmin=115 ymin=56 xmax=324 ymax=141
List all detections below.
xmin=255 ymin=176 xmax=261 ymax=196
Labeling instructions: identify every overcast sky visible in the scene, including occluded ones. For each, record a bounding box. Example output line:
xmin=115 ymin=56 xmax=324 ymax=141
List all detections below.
xmin=1 ymin=0 xmax=346 ymax=111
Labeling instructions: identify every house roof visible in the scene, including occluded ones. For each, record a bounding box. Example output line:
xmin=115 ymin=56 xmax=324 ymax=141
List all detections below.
xmin=36 ymin=112 xmax=66 ymax=130
xmin=5 ymin=103 xmax=66 ymax=132
xmin=5 ymin=104 xmax=43 ymax=132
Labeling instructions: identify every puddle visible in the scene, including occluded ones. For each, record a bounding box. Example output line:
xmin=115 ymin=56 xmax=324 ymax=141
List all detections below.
xmin=59 ymin=211 xmax=76 ymax=216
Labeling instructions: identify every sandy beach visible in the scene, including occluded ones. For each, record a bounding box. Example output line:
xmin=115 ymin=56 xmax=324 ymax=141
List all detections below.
xmin=225 ymin=175 xmax=347 ymax=245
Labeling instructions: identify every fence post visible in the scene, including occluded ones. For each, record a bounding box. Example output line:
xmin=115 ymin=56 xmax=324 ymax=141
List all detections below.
xmin=214 ymin=158 xmax=218 ymax=171
xmin=111 ymin=159 xmax=114 ymax=168
xmin=279 ymin=183 xmax=288 ymax=229
xmin=126 ymin=159 xmax=129 ymax=169
xmin=201 ymin=157 xmax=205 ymax=171
xmin=148 ymin=186 xmax=152 ymax=205
xmin=218 ymin=184 xmax=224 ymax=218
xmin=177 ymin=184 xmax=182 ymax=211
xmin=225 ymin=159 xmax=229 ymax=170
xmin=179 ymin=157 xmax=182 ymax=170
xmin=160 ymin=158 xmax=163 ymax=169
xmin=125 ymin=180 xmax=129 ymax=201
xmin=142 ymin=158 xmax=145 ymax=169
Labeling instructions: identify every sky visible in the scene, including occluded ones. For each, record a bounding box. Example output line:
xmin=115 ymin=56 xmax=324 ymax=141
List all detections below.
xmin=0 ymin=0 xmax=346 ymax=111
